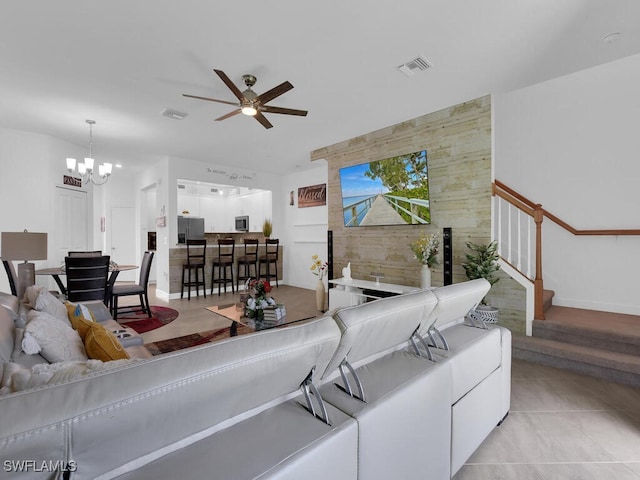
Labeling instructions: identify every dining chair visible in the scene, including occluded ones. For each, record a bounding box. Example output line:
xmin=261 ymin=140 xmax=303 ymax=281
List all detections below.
xmin=68 ymin=251 xmax=103 ymax=257
xmin=65 ymin=255 xmax=111 ymax=305
xmin=258 ymin=238 xmax=279 ymax=288
xmin=236 ymin=238 xmax=259 ymax=290
xmin=2 ymin=259 xmax=18 ymax=297
xmin=181 ymin=239 xmax=206 ymax=300
xmin=211 ymin=238 xmax=235 ymax=296
xmin=111 ymin=251 xmax=154 ymax=320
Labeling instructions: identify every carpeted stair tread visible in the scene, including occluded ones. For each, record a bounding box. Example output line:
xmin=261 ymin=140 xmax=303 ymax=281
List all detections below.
xmin=513 ymin=334 xmax=640 ymax=388
xmin=534 ymin=306 xmax=640 ymax=355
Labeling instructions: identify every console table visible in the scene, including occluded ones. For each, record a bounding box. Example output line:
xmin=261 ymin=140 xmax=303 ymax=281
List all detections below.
xmin=328 ymin=277 xmax=419 ymax=309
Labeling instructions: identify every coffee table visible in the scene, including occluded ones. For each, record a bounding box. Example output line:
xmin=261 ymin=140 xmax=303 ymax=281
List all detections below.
xmin=205 ymin=303 xmax=314 ymax=337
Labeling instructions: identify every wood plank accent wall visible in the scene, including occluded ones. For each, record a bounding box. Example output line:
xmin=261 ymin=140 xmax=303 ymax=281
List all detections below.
xmin=311 ymin=95 xmax=493 ymax=288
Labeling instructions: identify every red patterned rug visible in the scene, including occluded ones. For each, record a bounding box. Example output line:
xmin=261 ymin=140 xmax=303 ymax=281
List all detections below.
xmin=117 ymin=306 xmax=179 ymax=334
xmin=144 ymin=324 xmax=253 ymax=355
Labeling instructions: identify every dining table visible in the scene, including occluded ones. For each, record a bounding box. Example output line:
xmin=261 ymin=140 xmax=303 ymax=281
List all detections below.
xmin=35 ymin=264 xmax=138 ymax=298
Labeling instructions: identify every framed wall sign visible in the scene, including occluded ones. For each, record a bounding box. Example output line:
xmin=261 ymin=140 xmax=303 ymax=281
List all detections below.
xmin=298 ymin=183 xmax=326 ymax=208
xmin=63 ymin=175 xmax=82 ymax=187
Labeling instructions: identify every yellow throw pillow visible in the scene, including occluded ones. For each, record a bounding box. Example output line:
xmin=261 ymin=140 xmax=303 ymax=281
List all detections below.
xmin=65 ymin=302 xmax=95 ymax=340
xmin=84 ymin=323 xmax=130 ymax=362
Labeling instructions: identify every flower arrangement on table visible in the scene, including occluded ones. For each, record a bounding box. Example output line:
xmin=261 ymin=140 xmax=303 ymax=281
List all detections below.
xmin=310 ymin=255 xmax=328 ymax=280
xmin=409 ymin=232 xmax=440 ymax=268
xmin=244 ymin=279 xmax=275 ymax=319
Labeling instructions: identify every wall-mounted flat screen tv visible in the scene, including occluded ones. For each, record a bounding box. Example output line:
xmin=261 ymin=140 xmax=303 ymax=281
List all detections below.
xmin=339 ymin=150 xmax=430 ymax=227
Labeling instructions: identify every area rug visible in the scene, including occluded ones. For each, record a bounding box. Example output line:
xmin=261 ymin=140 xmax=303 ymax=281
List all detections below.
xmin=144 ymin=315 xmax=316 ymax=355
xmin=144 ymin=325 xmax=251 ymax=355
xmin=117 ymin=306 xmax=179 ymax=334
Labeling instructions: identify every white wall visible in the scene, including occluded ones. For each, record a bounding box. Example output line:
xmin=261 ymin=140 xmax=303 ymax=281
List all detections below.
xmin=282 ymin=164 xmax=328 ymax=290
xmin=494 ymin=53 xmax=640 ymax=314
xmin=0 ymin=127 xmax=87 ymax=293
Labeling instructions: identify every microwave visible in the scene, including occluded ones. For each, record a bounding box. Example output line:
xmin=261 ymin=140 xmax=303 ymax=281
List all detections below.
xmin=235 ymin=215 xmax=249 ymax=232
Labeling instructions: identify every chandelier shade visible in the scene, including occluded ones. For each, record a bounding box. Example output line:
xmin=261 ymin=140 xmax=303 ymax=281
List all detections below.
xmin=66 ymin=120 xmax=112 ymax=185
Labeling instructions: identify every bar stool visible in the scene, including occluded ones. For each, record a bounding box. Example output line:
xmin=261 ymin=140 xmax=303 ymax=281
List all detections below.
xmin=258 ymin=238 xmax=279 ymax=288
xmin=211 ymin=238 xmax=235 ymax=296
xmin=181 ymin=239 xmax=206 ymax=300
xmin=236 ymin=238 xmax=259 ymax=290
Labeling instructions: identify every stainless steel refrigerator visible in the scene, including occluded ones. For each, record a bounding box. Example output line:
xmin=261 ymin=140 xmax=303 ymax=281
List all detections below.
xmin=177 ymin=216 xmax=205 ymax=243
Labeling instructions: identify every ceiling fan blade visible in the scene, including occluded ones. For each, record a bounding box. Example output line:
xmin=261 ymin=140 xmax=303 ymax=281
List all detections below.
xmin=182 ymin=94 xmax=239 ymax=106
xmin=255 ymin=81 xmax=293 ymax=105
xmin=215 ymin=109 xmax=242 ymax=121
xmin=262 ymin=105 xmax=308 ymax=117
xmin=214 ymin=69 xmax=245 ymax=102
xmin=254 ymin=111 xmax=273 ymax=129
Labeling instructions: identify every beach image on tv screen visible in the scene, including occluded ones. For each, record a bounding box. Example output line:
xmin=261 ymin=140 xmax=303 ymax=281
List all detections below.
xmin=339 ymin=150 xmax=430 ymax=227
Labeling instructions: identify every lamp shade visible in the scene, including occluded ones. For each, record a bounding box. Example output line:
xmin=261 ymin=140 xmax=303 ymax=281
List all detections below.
xmin=1 ymin=232 xmax=48 ymax=261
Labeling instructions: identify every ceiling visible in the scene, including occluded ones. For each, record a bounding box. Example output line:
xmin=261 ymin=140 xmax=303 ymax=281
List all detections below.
xmin=1 ymin=1 xmax=639 ymax=175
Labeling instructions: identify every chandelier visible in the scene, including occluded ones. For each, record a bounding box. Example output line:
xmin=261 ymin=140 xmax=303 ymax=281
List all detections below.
xmin=66 ymin=119 xmax=112 ymax=185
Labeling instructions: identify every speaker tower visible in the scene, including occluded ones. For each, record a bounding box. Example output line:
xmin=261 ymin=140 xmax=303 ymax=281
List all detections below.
xmin=327 ymin=230 xmax=334 ymax=280
xmin=443 ymin=227 xmax=453 ymax=286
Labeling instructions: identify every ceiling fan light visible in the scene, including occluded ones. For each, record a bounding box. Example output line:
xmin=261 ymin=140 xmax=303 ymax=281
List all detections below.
xmin=241 ymin=105 xmax=257 ymax=116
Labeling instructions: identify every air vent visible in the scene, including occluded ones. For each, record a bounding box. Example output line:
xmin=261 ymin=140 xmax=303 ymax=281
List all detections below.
xmin=162 ymin=108 xmax=188 ymax=120
xmin=178 ymin=184 xmax=186 ymax=189
xmin=397 ymin=55 xmax=433 ymax=77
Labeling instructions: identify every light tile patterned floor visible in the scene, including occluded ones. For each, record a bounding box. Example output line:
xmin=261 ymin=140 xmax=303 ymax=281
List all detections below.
xmin=454 ymin=358 xmax=640 ymax=480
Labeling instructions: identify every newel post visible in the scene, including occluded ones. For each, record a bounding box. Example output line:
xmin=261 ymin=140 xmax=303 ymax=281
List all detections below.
xmin=534 ymin=204 xmax=545 ymax=320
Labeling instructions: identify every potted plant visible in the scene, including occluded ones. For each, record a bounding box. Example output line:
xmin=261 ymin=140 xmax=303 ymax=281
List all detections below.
xmin=262 ymin=218 xmax=273 ymax=239
xmin=461 ymin=240 xmax=500 ymax=323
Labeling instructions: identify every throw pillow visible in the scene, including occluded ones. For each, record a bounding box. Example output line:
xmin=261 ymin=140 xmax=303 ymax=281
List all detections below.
xmin=24 ymin=310 xmax=87 ymax=363
xmin=24 ymin=285 xmax=47 ymax=307
xmin=84 ymin=323 xmax=130 ymax=362
xmin=65 ymin=302 xmax=95 ymax=339
xmin=34 ymin=290 xmax=69 ymax=325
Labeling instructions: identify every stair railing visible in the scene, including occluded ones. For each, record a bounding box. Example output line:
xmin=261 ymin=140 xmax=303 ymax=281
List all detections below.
xmin=492 ymin=180 xmax=640 ymax=321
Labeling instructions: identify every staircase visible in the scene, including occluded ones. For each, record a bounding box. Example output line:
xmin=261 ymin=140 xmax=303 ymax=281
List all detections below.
xmin=512 ymin=290 xmax=640 ymax=387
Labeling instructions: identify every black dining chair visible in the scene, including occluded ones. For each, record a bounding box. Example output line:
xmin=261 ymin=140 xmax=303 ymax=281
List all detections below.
xmin=258 ymin=238 xmax=279 ymax=288
xmin=2 ymin=259 xmax=18 ymax=297
xmin=65 ymin=255 xmax=111 ymax=305
xmin=111 ymin=251 xmax=154 ymax=320
xmin=68 ymin=251 xmax=103 ymax=257
xmin=181 ymin=239 xmax=207 ymax=300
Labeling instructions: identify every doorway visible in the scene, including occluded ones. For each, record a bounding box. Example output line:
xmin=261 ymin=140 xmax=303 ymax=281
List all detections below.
xmin=111 ymin=206 xmax=136 ymax=282
xmin=54 ymin=186 xmax=88 ymax=265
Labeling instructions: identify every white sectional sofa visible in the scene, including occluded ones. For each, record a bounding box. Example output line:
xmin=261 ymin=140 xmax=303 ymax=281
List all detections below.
xmin=0 ymin=279 xmax=511 ymax=480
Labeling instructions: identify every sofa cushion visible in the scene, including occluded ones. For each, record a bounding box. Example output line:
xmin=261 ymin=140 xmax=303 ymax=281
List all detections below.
xmin=0 ymin=305 xmax=15 ymax=363
xmin=0 ymin=292 xmax=21 ymax=319
xmin=24 ymin=310 xmax=87 ymax=363
xmin=84 ymin=323 xmax=130 ymax=361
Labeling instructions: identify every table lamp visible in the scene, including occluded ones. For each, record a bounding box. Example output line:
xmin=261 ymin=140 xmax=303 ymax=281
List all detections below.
xmin=1 ymin=231 xmax=48 ymax=298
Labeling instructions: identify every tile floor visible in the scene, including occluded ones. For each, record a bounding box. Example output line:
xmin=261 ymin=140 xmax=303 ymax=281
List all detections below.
xmin=125 ymin=285 xmax=640 ymax=479
xmin=454 ymin=358 xmax=640 ymax=479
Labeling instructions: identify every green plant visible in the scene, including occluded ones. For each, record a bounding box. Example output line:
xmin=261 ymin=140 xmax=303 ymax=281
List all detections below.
xmin=461 ymin=240 xmax=500 ymax=304
xmin=262 ymin=218 xmax=273 ymax=238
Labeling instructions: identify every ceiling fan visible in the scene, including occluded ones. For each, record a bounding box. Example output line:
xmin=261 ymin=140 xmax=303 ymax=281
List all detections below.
xmin=183 ymin=69 xmax=308 ymax=129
